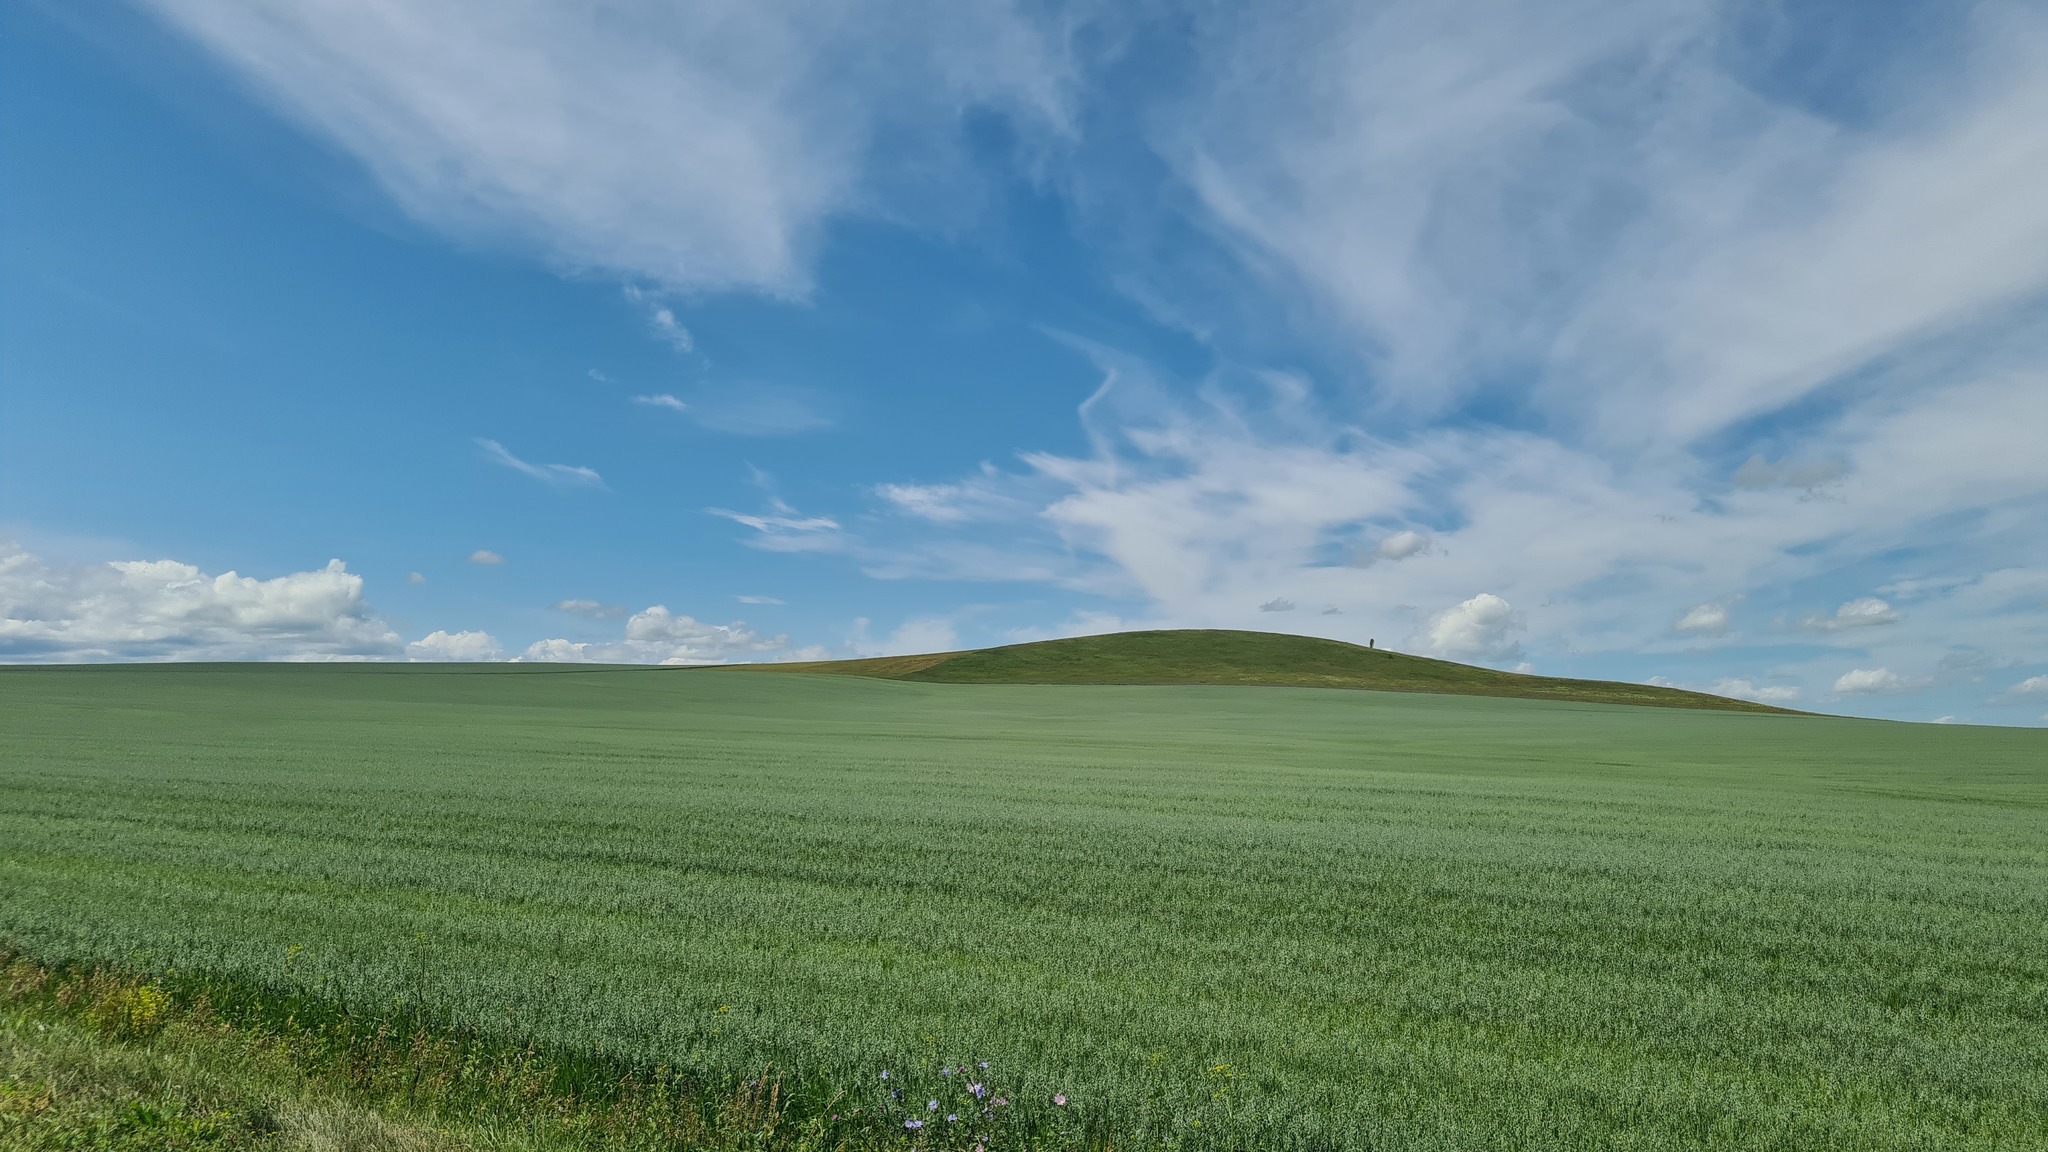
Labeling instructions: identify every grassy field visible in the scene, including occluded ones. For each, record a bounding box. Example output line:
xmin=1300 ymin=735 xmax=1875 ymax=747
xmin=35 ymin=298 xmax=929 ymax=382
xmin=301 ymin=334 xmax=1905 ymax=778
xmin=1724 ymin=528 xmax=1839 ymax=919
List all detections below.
xmin=2 ymin=662 xmax=2044 ymax=1150
xmin=743 ymin=629 xmax=1797 ymax=713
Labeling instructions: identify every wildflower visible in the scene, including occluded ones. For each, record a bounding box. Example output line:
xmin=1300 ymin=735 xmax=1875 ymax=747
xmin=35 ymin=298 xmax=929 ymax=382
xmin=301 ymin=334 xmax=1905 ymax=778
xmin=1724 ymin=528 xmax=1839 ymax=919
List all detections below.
xmin=941 ymin=1067 xmax=952 ymax=1077
xmin=947 ymin=1114 xmax=958 ymax=1123
xmin=929 ymin=1100 xmax=939 ymax=1112
xmin=993 ymin=1097 xmax=1008 ymax=1108
xmin=905 ymin=1119 xmax=924 ymax=1131
xmin=1054 ymin=1094 xmax=1068 ymax=1106
xmin=892 ymin=1089 xmax=904 ymax=1101
xmin=978 ymin=1061 xmax=989 ymax=1069
xmin=881 ymin=1070 xmax=890 ymax=1081
xmin=969 ymin=1083 xmax=985 ymax=1098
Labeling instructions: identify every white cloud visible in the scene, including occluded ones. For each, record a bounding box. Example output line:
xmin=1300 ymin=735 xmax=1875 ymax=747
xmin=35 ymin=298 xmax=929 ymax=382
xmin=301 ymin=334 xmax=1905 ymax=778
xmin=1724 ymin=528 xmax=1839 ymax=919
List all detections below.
xmin=0 ymin=541 xmax=401 ymax=662
xmin=709 ymin=500 xmax=848 ymax=552
xmin=849 ymin=615 xmax=958 ymax=657
xmin=1423 ymin=593 xmax=1519 ymax=662
xmin=875 ymin=471 xmax=1026 ymax=525
xmin=140 ymin=0 xmax=1074 ymax=295
xmin=554 ymin=599 xmax=626 ymax=619
xmin=1258 ymin=597 xmax=1295 ymax=613
xmin=632 ymin=394 xmax=688 ymax=413
xmin=1370 ymin=530 xmax=1431 ymax=563
xmin=2009 ymin=674 xmax=2048 ymax=696
xmin=736 ymin=594 xmax=785 ymax=605
xmin=407 ymin=629 xmax=504 ymax=661
xmin=1933 ymin=715 xmax=1959 ymax=724
xmin=476 ymin=438 xmax=606 ymax=489
xmin=469 ymin=550 xmax=504 ymax=566
xmin=1709 ymin=679 xmax=1802 ymax=706
xmin=406 ymin=571 xmax=427 ymax=586
xmin=1161 ymin=1 xmax=2048 ymax=444
xmin=688 ymin=384 xmax=833 ymax=436
xmin=1732 ymin=456 xmax=1847 ymax=494
xmin=1804 ymin=597 xmax=1902 ymax=631
xmin=623 ymin=287 xmax=695 ymax=352
xmin=1674 ymin=602 xmax=1729 ymax=636
xmin=523 ymin=605 xmax=786 ymax=665
xmin=649 ymin=308 xmax=692 ymax=351
xmin=1833 ymin=667 xmax=1932 ymax=696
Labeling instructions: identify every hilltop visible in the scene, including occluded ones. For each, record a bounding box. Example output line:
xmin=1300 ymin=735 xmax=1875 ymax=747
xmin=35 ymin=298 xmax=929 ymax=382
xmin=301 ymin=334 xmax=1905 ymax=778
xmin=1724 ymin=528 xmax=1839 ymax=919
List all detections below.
xmin=729 ymin=628 xmax=1798 ymax=714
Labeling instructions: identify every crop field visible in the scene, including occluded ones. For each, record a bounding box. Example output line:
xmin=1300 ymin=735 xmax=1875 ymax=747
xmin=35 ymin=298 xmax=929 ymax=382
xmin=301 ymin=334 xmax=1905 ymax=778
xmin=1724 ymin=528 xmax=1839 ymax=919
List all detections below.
xmin=2 ymin=662 xmax=2045 ymax=1150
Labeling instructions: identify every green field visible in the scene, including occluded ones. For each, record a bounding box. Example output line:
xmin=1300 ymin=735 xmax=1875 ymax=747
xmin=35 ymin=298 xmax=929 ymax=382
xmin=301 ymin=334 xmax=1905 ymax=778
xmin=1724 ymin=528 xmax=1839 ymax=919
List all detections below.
xmin=3 ymin=660 xmax=2045 ymax=1150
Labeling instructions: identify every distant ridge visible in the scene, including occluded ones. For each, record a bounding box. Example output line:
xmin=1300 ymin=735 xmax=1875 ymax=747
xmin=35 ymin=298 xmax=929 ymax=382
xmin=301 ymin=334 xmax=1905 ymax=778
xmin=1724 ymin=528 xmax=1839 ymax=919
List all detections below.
xmin=725 ymin=629 xmax=1801 ymax=714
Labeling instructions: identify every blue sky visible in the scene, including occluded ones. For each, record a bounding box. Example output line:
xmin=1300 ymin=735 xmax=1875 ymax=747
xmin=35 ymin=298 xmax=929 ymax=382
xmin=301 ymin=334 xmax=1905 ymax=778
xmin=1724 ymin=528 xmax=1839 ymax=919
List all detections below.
xmin=3 ymin=0 xmax=2046 ymax=725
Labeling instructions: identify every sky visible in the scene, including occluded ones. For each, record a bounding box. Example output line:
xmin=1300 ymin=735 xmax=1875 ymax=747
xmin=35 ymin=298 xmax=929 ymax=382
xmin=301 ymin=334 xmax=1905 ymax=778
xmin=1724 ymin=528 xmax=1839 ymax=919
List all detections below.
xmin=3 ymin=0 xmax=2046 ymax=725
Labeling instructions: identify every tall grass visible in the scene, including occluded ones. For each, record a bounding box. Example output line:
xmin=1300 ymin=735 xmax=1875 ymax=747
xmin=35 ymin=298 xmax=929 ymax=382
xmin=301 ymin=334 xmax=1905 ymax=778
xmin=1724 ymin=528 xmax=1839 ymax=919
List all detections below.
xmin=2 ymin=664 xmax=2045 ymax=1149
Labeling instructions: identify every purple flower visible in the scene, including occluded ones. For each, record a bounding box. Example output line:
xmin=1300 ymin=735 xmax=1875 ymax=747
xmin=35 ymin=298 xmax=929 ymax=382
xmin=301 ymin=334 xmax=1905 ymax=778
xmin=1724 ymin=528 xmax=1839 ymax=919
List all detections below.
xmin=880 ymin=1071 xmax=890 ymax=1081
xmin=978 ymin=1061 xmax=989 ymax=1069
xmin=941 ymin=1067 xmax=952 ymax=1077
xmin=969 ymin=1083 xmax=985 ymax=1098
xmin=946 ymin=1114 xmax=958 ymax=1123
xmin=904 ymin=1119 xmax=924 ymax=1131
xmin=1053 ymin=1094 xmax=1068 ymax=1107
xmin=928 ymin=1100 xmax=939 ymax=1112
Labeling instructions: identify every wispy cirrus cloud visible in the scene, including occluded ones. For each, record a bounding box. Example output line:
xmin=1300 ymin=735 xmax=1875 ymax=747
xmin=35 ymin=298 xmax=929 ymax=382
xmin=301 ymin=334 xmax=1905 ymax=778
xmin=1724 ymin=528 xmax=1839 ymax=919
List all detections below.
xmin=622 ymin=286 xmax=694 ymax=352
xmin=139 ymin=0 xmax=1075 ymax=295
xmin=709 ymin=499 xmax=848 ymax=553
xmin=475 ymin=438 xmax=606 ymax=489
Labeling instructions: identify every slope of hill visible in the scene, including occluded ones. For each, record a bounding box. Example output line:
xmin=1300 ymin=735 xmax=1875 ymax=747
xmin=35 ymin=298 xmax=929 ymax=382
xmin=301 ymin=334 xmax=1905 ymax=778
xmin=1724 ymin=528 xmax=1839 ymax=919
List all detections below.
xmin=734 ymin=628 xmax=1798 ymax=714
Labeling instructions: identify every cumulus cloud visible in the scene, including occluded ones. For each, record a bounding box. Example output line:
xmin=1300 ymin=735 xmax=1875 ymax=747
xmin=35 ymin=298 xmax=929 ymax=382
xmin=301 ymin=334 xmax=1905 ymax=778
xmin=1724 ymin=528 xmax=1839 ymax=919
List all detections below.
xmin=1258 ymin=597 xmax=1295 ymax=613
xmin=476 ymin=438 xmax=605 ymax=489
xmin=0 ymin=541 xmax=401 ymax=662
xmin=1423 ymin=593 xmax=1520 ymax=662
xmin=1833 ymin=667 xmax=1933 ymax=696
xmin=1803 ymin=597 xmax=1902 ymax=631
xmin=140 ymin=0 xmax=1073 ymax=295
xmin=2007 ymin=674 xmax=2048 ymax=696
xmin=406 ymin=571 xmax=427 ymax=586
xmin=1709 ymin=679 xmax=1802 ymax=706
xmin=554 ymin=599 xmax=627 ymax=619
xmin=1369 ymin=530 xmax=1431 ymax=563
xmin=1674 ymin=603 xmax=1730 ymax=636
xmin=407 ymin=629 xmax=503 ymax=661
xmin=469 ymin=550 xmax=504 ymax=566
xmin=523 ymin=605 xmax=786 ymax=665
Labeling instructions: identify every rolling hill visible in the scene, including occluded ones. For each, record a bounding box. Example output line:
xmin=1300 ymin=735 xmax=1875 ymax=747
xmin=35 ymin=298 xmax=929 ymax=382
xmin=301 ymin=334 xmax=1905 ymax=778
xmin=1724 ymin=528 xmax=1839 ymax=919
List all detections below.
xmin=729 ymin=628 xmax=1799 ymax=714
